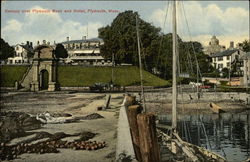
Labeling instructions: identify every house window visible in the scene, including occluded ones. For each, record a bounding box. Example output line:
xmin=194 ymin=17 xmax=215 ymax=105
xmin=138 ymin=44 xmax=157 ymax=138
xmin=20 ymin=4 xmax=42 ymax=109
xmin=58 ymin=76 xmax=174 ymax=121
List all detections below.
xmin=227 ymin=62 xmax=230 ymax=67
xmin=218 ymin=57 xmax=223 ymax=61
xmin=10 ymin=60 xmax=13 ymax=64
xmin=16 ymin=46 xmax=19 ymax=50
xmin=227 ymin=56 xmax=230 ymax=60
xmin=213 ymin=58 xmax=216 ymax=62
xmin=218 ymin=64 xmax=223 ymax=69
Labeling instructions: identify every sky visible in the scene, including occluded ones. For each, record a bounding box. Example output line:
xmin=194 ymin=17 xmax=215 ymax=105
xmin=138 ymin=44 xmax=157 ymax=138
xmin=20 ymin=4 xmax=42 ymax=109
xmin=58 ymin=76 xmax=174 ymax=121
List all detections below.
xmin=1 ymin=1 xmax=249 ymax=48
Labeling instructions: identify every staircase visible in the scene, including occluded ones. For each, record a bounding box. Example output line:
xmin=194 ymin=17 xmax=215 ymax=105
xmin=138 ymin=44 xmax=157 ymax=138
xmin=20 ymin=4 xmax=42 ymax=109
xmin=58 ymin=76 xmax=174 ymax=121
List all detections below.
xmin=20 ymin=65 xmax=34 ymax=89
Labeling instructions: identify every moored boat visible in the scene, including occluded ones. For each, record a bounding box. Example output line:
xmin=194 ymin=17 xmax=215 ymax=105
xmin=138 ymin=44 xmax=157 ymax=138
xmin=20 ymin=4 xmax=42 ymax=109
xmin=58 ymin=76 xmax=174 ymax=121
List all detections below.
xmin=209 ymin=102 xmax=225 ymax=113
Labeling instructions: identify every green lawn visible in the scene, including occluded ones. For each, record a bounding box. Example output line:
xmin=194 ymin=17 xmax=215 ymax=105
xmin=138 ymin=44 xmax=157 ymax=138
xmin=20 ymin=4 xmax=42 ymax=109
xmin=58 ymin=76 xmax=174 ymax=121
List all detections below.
xmin=58 ymin=66 xmax=169 ymax=87
xmin=0 ymin=65 xmax=169 ymax=87
xmin=0 ymin=65 xmax=29 ymax=87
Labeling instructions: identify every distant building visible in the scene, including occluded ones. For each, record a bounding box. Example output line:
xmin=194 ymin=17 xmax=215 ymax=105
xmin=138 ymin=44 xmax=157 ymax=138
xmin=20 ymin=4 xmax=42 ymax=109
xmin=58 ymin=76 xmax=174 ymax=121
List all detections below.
xmin=211 ymin=49 xmax=245 ymax=73
xmin=241 ymin=52 xmax=250 ymax=87
xmin=7 ymin=41 xmax=33 ymax=64
xmin=60 ymin=37 xmax=111 ymax=66
xmin=203 ymin=35 xmax=226 ymax=56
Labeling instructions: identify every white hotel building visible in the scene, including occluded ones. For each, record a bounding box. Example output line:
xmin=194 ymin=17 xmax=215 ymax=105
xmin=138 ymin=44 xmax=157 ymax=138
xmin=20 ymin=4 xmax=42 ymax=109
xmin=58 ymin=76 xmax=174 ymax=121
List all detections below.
xmin=61 ymin=37 xmax=111 ymax=66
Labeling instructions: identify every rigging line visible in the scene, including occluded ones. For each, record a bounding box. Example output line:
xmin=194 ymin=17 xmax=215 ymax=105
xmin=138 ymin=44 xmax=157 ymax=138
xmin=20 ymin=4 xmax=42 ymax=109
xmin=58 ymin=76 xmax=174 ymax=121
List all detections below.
xmin=178 ymin=2 xmax=194 ymax=79
xmin=177 ymin=2 xmax=193 ymax=144
xmin=139 ymin=36 xmax=148 ymax=71
xmin=180 ymin=1 xmax=202 ymax=98
xmin=136 ymin=15 xmax=146 ymax=112
xmin=180 ymin=1 xmax=213 ymax=150
xmin=156 ymin=1 xmax=170 ymax=68
xmin=200 ymin=117 xmax=212 ymax=150
xmin=181 ymin=1 xmax=203 ymax=83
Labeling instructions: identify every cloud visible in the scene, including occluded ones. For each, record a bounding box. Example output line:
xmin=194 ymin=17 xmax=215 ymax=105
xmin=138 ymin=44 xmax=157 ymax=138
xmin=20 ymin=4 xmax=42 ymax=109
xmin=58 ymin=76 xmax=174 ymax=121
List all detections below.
xmin=2 ymin=19 xmax=23 ymax=32
xmin=149 ymin=1 xmax=249 ymax=47
xmin=1 ymin=5 xmax=103 ymax=45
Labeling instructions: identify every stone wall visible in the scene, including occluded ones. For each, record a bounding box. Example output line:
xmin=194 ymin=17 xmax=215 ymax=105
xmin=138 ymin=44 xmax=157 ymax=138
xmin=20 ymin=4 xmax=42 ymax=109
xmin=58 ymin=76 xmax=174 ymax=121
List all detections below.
xmin=130 ymin=92 xmax=250 ymax=105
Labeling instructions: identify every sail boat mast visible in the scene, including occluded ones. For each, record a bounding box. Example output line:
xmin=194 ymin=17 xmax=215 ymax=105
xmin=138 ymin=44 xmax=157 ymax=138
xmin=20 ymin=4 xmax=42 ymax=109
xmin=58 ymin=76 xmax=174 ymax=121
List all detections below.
xmin=172 ymin=0 xmax=178 ymax=131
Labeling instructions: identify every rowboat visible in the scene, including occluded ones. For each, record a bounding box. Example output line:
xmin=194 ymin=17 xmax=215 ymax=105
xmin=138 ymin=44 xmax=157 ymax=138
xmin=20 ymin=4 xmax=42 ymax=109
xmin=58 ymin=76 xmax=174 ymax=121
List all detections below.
xmin=209 ymin=102 xmax=225 ymax=114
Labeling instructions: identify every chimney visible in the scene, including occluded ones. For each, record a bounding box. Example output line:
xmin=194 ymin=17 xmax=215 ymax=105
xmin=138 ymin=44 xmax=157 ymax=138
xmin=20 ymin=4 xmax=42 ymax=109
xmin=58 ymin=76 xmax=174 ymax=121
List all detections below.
xmin=30 ymin=42 xmax=33 ymax=48
xmin=37 ymin=41 xmax=40 ymax=45
xmin=54 ymin=41 xmax=56 ymax=45
xmin=230 ymin=41 xmax=234 ymax=49
xmin=67 ymin=37 xmax=69 ymax=42
xmin=26 ymin=41 xmax=29 ymax=46
xmin=83 ymin=36 xmax=86 ymax=40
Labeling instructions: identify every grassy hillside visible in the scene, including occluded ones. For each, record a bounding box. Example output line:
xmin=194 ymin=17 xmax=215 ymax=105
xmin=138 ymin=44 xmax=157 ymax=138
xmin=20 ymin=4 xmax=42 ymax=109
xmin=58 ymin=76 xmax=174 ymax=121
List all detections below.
xmin=58 ymin=66 xmax=169 ymax=87
xmin=0 ymin=65 xmax=169 ymax=87
xmin=0 ymin=65 xmax=29 ymax=87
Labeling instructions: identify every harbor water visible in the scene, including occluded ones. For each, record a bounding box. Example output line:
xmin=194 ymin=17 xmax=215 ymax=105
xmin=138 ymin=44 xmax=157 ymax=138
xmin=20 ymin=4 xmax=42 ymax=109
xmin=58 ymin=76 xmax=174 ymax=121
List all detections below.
xmin=158 ymin=110 xmax=250 ymax=161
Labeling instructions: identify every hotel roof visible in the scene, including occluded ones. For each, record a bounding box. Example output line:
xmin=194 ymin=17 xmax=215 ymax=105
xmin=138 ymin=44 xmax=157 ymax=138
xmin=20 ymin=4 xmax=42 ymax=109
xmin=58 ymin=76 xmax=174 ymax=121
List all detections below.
xmin=61 ymin=38 xmax=103 ymax=44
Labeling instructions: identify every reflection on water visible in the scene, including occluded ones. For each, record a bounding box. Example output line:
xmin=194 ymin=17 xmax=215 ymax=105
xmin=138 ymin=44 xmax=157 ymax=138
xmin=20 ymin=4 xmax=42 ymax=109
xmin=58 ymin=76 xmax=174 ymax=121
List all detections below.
xmin=158 ymin=110 xmax=250 ymax=162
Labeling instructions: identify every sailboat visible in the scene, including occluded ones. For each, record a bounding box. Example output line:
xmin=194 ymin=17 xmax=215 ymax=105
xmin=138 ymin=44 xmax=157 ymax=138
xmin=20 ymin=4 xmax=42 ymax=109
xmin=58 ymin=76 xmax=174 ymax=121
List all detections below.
xmin=157 ymin=1 xmax=227 ymax=161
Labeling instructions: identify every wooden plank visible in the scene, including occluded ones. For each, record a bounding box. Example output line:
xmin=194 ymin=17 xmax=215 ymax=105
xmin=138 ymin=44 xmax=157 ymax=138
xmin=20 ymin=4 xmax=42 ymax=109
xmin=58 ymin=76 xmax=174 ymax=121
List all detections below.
xmin=104 ymin=94 xmax=111 ymax=110
xmin=124 ymin=95 xmax=136 ymax=107
xmin=173 ymin=133 xmax=199 ymax=162
xmin=127 ymin=105 xmax=142 ymax=161
xmin=137 ymin=113 xmax=160 ymax=162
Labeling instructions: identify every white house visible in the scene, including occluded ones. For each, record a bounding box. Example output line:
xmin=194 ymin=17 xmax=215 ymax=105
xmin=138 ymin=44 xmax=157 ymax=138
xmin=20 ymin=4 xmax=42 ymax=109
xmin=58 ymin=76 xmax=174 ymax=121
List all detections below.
xmin=61 ymin=37 xmax=111 ymax=66
xmin=211 ymin=49 xmax=245 ymax=72
xmin=7 ymin=41 xmax=33 ymax=64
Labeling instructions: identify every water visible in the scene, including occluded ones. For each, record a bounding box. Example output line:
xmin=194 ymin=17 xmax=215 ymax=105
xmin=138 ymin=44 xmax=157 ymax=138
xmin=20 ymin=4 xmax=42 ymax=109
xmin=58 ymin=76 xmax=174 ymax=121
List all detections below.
xmin=158 ymin=110 xmax=250 ymax=162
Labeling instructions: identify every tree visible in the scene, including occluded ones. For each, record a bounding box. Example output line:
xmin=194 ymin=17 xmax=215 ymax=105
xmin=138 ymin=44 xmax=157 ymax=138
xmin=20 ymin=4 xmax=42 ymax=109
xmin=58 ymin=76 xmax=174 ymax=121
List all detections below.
xmin=221 ymin=67 xmax=229 ymax=78
xmin=98 ymin=10 xmax=160 ymax=68
xmin=55 ymin=44 xmax=68 ymax=58
xmin=0 ymin=38 xmax=14 ymax=60
xmin=98 ymin=10 xmax=212 ymax=80
xmin=27 ymin=51 xmax=35 ymax=58
xmin=242 ymin=39 xmax=250 ymax=52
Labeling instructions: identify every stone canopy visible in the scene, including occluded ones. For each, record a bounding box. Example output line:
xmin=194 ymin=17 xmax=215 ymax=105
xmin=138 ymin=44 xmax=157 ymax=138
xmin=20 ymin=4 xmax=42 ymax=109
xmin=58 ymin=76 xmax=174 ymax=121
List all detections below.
xmin=33 ymin=45 xmax=55 ymax=59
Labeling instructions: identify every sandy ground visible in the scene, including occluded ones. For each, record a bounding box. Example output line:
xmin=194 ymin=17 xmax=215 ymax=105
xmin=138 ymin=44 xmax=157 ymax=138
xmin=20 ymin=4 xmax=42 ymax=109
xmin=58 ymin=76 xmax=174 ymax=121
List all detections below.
xmin=1 ymin=92 xmax=124 ymax=162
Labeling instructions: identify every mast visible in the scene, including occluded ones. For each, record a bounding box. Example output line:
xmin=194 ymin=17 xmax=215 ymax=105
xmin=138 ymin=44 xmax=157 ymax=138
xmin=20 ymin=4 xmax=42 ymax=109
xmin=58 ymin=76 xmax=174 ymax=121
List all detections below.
xmin=172 ymin=0 xmax=177 ymax=131
xmin=136 ymin=15 xmax=146 ymax=112
xmin=111 ymin=53 xmax=114 ymax=84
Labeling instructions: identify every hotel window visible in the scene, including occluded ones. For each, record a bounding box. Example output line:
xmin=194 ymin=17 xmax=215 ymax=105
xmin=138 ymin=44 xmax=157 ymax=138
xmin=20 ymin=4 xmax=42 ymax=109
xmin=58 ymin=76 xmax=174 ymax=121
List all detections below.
xmin=227 ymin=56 xmax=230 ymax=60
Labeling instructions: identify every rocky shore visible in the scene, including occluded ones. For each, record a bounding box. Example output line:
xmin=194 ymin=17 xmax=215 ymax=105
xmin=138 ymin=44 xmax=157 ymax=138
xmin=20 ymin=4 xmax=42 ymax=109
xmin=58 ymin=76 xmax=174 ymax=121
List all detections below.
xmin=0 ymin=92 xmax=123 ymax=162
